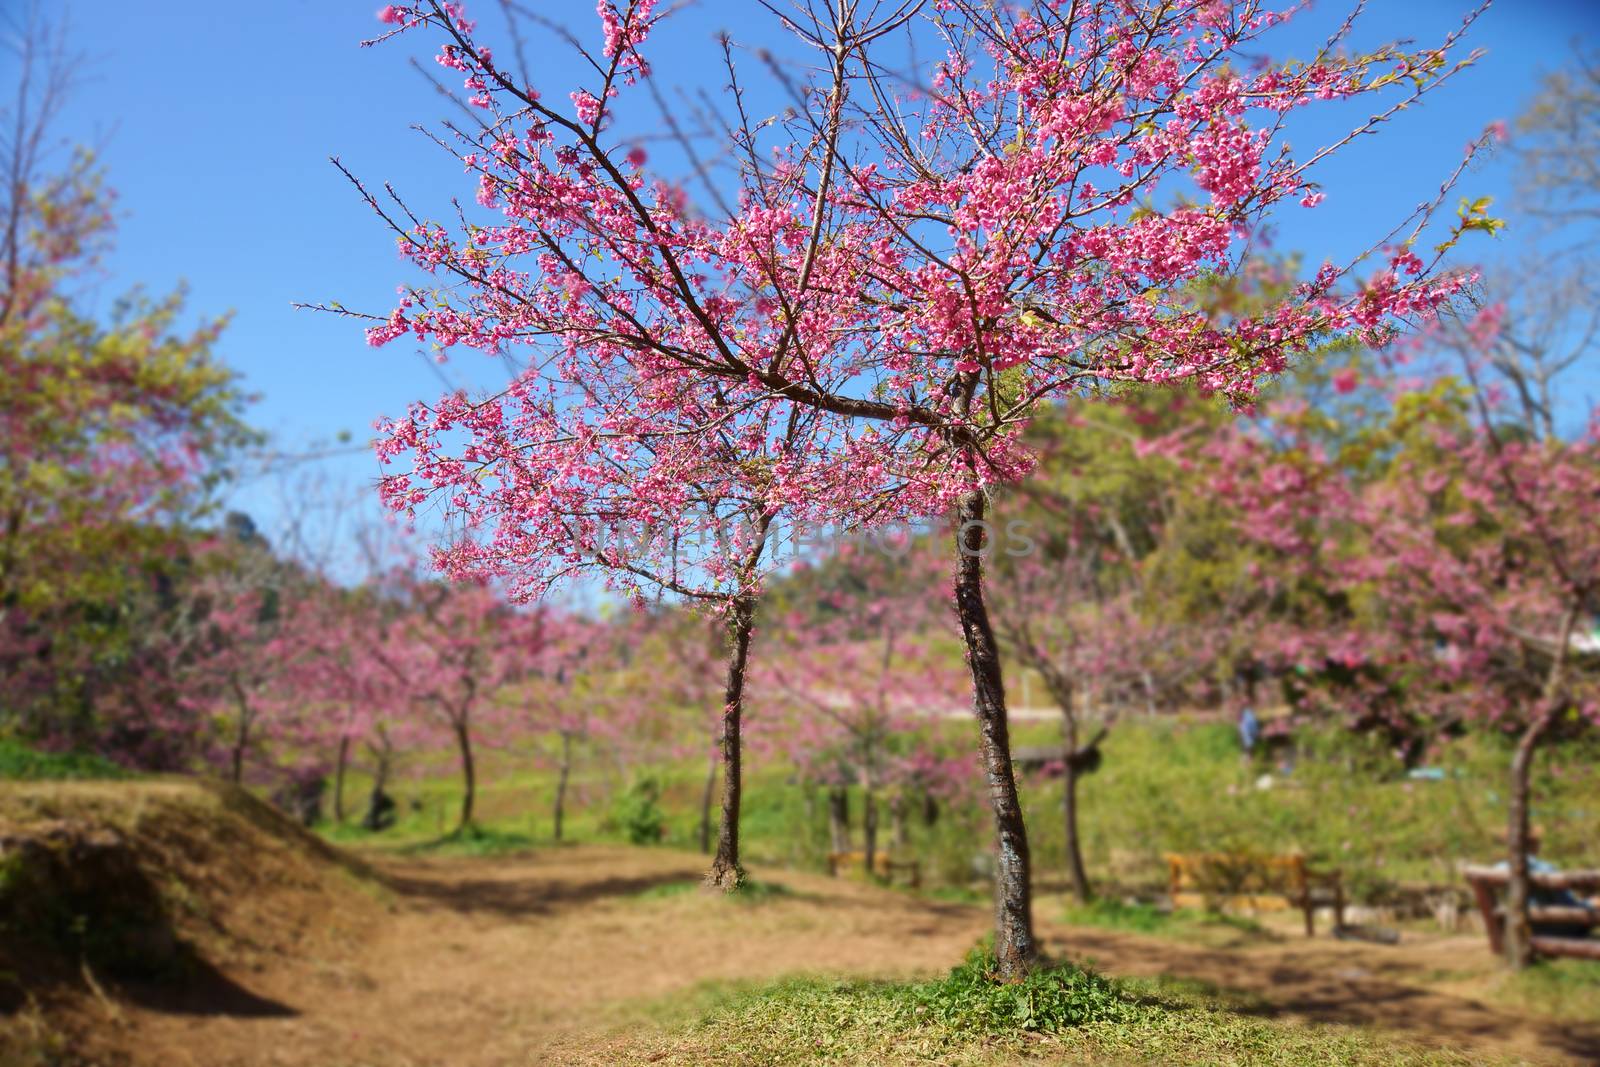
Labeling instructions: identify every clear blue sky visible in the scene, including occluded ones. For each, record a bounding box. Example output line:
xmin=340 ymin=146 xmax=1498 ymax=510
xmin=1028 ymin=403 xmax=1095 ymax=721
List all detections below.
xmin=39 ymin=0 xmax=1600 ymax=567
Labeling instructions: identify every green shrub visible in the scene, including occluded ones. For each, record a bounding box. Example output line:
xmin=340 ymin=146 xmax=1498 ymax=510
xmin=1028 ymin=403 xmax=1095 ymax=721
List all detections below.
xmin=613 ymin=776 xmax=666 ymax=845
xmin=1062 ymin=898 xmax=1267 ymax=940
xmin=0 ymin=738 xmax=128 ymax=781
xmin=901 ymin=947 xmax=1136 ymax=1033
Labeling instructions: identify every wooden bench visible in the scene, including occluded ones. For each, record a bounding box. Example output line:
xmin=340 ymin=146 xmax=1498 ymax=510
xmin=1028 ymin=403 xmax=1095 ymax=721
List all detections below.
xmin=1166 ymin=852 xmax=1344 ymax=937
xmin=1462 ymin=865 xmax=1600 ymax=961
xmin=827 ymin=850 xmax=921 ymax=887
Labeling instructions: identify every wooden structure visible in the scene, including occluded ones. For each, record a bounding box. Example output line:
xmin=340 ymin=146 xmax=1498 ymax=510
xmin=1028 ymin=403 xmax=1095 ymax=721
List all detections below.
xmin=1461 ymin=865 xmax=1600 ymax=961
xmin=1166 ymin=852 xmax=1344 ymax=937
xmin=826 ymin=850 xmax=921 ymax=888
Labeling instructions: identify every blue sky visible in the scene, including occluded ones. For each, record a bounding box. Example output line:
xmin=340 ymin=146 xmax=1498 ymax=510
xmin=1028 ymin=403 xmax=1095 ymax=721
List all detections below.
xmin=39 ymin=0 xmax=1600 ymax=569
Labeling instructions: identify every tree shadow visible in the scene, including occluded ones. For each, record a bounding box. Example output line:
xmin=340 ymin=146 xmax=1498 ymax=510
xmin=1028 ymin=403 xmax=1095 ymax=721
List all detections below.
xmin=110 ymin=949 xmax=296 ymax=1018
xmin=379 ymin=868 xmax=708 ymax=918
xmin=1054 ymin=926 xmax=1600 ymax=1062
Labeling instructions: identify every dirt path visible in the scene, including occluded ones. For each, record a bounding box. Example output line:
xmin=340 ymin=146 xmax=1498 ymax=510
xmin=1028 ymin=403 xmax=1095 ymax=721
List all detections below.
xmin=81 ymin=846 xmax=1600 ymax=1066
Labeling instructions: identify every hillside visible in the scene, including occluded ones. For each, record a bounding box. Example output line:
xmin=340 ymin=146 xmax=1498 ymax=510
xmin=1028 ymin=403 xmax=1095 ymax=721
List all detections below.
xmin=0 ymin=780 xmax=381 ymax=1065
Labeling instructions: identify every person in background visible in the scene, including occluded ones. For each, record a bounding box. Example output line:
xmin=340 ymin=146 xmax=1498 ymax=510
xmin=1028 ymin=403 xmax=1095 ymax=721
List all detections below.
xmin=1496 ymin=826 xmax=1598 ymax=940
xmin=1237 ymin=705 xmax=1261 ymax=758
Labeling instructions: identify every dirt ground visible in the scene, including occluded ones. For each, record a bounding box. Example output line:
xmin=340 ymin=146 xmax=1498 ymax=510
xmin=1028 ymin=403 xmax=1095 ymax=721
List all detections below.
xmin=32 ymin=843 xmax=1596 ymax=1067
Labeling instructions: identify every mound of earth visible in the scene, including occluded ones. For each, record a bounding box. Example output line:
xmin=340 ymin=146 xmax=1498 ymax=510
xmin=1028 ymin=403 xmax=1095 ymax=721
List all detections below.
xmin=0 ymin=779 xmax=382 ymax=1065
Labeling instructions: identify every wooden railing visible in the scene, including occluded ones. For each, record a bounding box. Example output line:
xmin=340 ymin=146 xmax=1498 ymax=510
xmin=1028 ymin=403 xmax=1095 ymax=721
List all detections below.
xmin=1461 ymin=865 xmax=1600 ymax=961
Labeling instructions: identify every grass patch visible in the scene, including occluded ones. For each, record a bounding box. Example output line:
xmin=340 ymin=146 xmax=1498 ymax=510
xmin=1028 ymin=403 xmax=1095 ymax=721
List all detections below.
xmin=632 ymin=879 xmax=698 ymax=901
xmin=566 ymin=949 xmax=1494 ymax=1066
xmin=1503 ymin=958 xmax=1600 ymax=1023
xmin=402 ymin=824 xmax=540 ymax=857
xmin=0 ymin=738 xmax=129 ymax=781
xmin=1062 ymin=898 xmax=1269 ymax=941
xmin=314 ymin=721 xmax=1600 ymax=909
xmin=905 ymin=948 xmax=1136 ymax=1033
xmin=630 ymin=877 xmax=796 ymax=903
xmin=924 ymin=884 xmax=988 ymax=905
xmin=732 ymin=877 xmax=794 ymax=902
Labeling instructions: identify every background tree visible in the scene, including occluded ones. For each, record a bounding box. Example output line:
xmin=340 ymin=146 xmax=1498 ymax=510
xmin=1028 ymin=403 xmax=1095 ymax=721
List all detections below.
xmin=759 ymin=545 xmax=966 ymax=879
xmin=0 ymin=12 xmax=253 ymax=748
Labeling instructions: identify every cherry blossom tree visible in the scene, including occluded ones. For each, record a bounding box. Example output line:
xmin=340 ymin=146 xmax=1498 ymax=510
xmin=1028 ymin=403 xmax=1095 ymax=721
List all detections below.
xmin=338 ymin=0 xmax=1489 ymax=973
xmin=995 ymin=539 xmax=1171 ymax=902
xmin=988 ymin=394 xmax=1236 ymax=900
xmin=292 ymin=585 xmax=402 ymax=823
xmin=361 ymin=574 xmax=529 ymax=835
xmin=654 ymin=611 xmax=735 ymax=855
xmin=758 ymin=545 xmax=968 ymax=877
xmin=1213 ymin=345 xmax=1600 ymax=969
xmin=514 ymin=609 xmax=624 ymax=843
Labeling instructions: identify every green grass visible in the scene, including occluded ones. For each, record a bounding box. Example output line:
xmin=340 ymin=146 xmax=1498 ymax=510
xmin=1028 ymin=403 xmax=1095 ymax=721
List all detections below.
xmin=1022 ymin=720 xmax=1600 ymax=898
xmin=1060 ymin=898 xmax=1269 ymax=942
xmin=925 ymin=884 xmax=989 ymax=905
xmin=406 ymin=824 xmax=541 ymax=856
xmin=573 ymin=951 xmax=1497 ymax=1066
xmin=629 ymin=876 xmax=797 ymax=903
xmin=631 ymin=878 xmax=699 ymax=901
xmin=0 ymin=738 xmax=129 ymax=781
xmin=314 ymin=719 xmax=1600 ymax=910
xmin=1504 ymin=958 xmax=1600 ymax=1023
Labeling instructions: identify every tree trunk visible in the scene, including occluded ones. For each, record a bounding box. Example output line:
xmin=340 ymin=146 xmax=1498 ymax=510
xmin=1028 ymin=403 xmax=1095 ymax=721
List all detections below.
xmin=373 ymin=739 xmax=391 ymax=795
xmin=698 ymin=753 xmax=718 ymax=854
xmin=1062 ymin=752 xmax=1092 ymax=904
xmin=1504 ymin=605 xmax=1578 ymax=970
xmin=230 ymin=731 xmax=247 ymax=784
xmin=1505 ymin=710 xmax=1558 ymax=969
xmin=454 ymin=720 xmax=476 ymax=835
xmin=952 ymin=488 xmax=1037 ymax=978
xmin=229 ymin=698 xmax=251 ymax=784
xmin=862 ymin=782 xmax=879 ymax=880
xmin=827 ymin=786 xmax=851 ymax=853
xmin=1042 ymin=675 xmax=1097 ymax=903
xmin=890 ymin=791 xmax=909 ymax=851
xmin=705 ymin=597 xmax=755 ymax=892
xmin=553 ymin=730 xmax=572 ymax=843
xmin=333 ymin=735 xmax=350 ymax=823
xmin=1059 ymin=702 xmax=1094 ymax=903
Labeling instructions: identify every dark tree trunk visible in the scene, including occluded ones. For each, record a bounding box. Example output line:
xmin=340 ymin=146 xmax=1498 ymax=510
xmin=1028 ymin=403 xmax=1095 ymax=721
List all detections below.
xmin=333 ymin=735 xmax=350 ymax=823
xmin=1035 ymin=668 xmax=1101 ymax=903
xmin=952 ymin=488 xmax=1037 ymax=978
xmin=553 ymin=730 xmax=572 ymax=843
xmin=889 ymin=790 xmax=909 ymax=851
xmin=229 ymin=691 xmax=251 ymax=785
xmin=698 ymin=753 xmax=718 ymax=854
xmin=705 ymin=597 xmax=755 ymax=892
xmin=1505 ymin=605 xmax=1578 ymax=970
xmin=1062 ymin=765 xmax=1092 ymax=904
xmin=453 ymin=720 xmax=476 ymax=835
xmin=1505 ymin=710 xmax=1558 ymax=969
xmin=862 ymin=782 xmax=879 ymax=880
xmin=827 ymin=786 xmax=851 ymax=853
xmin=1060 ymin=705 xmax=1093 ymax=903
xmin=232 ymin=684 xmax=256 ymax=783
xmin=373 ymin=741 xmax=391 ymax=795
